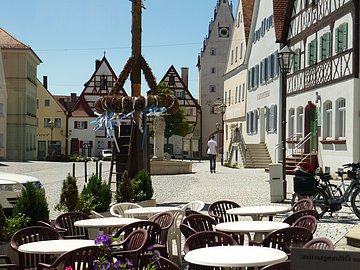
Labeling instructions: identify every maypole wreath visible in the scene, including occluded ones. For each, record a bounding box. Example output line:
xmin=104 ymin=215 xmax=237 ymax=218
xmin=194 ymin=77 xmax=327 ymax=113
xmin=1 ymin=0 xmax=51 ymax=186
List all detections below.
xmin=92 ymin=55 xmax=180 ymax=151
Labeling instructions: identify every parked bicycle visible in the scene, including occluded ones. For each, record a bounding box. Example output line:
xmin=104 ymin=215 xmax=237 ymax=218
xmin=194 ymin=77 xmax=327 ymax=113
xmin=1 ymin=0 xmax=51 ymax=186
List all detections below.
xmin=292 ymin=163 xmax=360 ymax=219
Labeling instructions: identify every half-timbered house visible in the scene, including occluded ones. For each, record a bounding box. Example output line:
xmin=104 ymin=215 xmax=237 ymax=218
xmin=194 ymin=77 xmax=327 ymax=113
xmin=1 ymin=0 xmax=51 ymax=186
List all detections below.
xmin=157 ymin=65 xmax=201 ymax=158
xmin=69 ymin=55 xmax=127 ymax=157
xmin=276 ymin=0 xmax=359 ymax=173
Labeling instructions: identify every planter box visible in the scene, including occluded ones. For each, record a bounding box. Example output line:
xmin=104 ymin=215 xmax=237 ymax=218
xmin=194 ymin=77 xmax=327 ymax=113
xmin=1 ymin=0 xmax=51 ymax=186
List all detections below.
xmin=138 ymin=199 xmax=156 ymax=207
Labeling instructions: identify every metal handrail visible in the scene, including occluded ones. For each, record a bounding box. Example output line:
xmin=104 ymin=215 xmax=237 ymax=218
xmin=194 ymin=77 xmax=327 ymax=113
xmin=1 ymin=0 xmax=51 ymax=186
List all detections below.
xmin=290 ymin=132 xmax=312 ymax=165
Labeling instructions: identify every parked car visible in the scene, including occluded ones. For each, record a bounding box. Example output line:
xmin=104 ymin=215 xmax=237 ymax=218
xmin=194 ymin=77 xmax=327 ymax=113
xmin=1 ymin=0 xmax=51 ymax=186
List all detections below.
xmin=0 ymin=172 xmax=43 ymax=214
xmin=100 ymin=149 xmax=113 ymax=159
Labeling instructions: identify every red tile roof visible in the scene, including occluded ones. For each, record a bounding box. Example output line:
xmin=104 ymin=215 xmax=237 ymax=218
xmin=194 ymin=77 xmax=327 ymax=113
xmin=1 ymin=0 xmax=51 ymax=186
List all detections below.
xmin=242 ymin=0 xmax=255 ymax=43
xmin=0 ymin=27 xmax=29 ymax=49
xmin=273 ymin=0 xmax=293 ymax=43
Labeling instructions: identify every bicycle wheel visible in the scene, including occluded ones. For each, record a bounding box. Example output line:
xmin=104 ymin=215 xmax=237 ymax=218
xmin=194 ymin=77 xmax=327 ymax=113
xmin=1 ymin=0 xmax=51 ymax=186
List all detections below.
xmin=351 ymin=188 xmax=360 ymax=219
xmin=312 ymin=189 xmax=330 ymax=218
xmin=328 ymin=184 xmax=343 ymax=198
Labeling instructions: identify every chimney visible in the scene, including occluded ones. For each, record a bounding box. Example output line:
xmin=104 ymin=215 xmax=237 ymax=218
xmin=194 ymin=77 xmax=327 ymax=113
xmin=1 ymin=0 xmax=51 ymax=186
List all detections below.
xmin=43 ymin=76 xmax=48 ymax=89
xmin=181 ymin=67 xmax=189 ymax=88
xmin=70 ymin=93 xmax=77 ymax=103
xmin=95 ymin=59 xmax=101 ymax=70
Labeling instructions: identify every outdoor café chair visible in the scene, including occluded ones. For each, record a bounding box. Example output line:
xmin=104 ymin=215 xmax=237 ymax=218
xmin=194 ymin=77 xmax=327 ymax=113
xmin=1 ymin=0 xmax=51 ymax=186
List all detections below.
xmin=0 ymin=255 xmax=19 ymax=269
xmin=250 ymin=227 xmax=313 ymax=255
xmin=282 ymin=209 xmax=318 ymax=226
xmin=184 ymin=231 xmax=238 ymax=270
xmin=303 ymin=237 xmax=334 ymax=250
xmin=140 ymin=254 xmax=181 ymax=270
xmin=55 ymin=211 xmax=90 ymax=239
xmin=37 ymin=246 xmax=101 ymax=270
xmin=208 ymin=200 xmax=240 ymax=223
xmin=111 ymin=229 xmax=148 ymax=270
xmin=149 ymin=211 xmax=175 ymax=258
xmin=292 ymin=215 xmax=318 ymax=234
xmin=110 ymin=202 xmax=142 ymax=218
xmin=182 ymin=214 xmax=217 ymax=233
xmin=289 ymin=198 xmax=313 ymax=213
xmin=10 ymin=226 xmax=62 ymax=269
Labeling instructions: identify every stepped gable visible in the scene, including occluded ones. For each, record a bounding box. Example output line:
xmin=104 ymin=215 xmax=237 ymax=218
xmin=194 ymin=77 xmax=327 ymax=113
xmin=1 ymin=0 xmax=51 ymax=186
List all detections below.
xmin=243 ymin=0 xmax=255 ymax=43
xmin=197 ymin=0 xmax=234 ymax=66
xmin=273 ymin=0 xmax=293 ymax=43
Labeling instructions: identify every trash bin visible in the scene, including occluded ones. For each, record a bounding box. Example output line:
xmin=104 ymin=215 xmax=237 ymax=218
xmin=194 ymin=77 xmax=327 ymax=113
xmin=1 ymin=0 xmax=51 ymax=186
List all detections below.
xmin=293 ymin=170 xmax=316 ymax=196
xmin=269 ymin=164 xmax=285 ymax=203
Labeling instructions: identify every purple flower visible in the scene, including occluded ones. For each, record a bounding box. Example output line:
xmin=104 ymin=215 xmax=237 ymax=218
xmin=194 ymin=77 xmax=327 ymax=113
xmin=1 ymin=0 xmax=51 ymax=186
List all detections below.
xmin=95 ymin=235 xmax=112 ymax=247
xmin=113 ymin=261 xmax=122 ymax=269
xmin=147 ymin=245 xmax=155 ymax=251
xmin=152 ymin=250 xmax=161 ymax=262
xmin=125 ymin=258 xmax=133 ymax=267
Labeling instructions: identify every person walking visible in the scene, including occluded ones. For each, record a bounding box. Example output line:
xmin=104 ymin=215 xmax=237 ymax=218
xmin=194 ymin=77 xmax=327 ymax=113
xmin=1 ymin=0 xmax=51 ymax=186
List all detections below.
xmin=207 ymin=135 xmax=218 ymax=173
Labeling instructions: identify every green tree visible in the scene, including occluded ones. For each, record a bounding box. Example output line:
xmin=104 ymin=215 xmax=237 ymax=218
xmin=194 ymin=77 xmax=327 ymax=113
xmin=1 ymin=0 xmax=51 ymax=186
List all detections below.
xmin=55 ymin=174 xmax=79 ymax=212
xmin=153 ymin=82 xmax=192 ymax=144
xmin=164 ymin=107 xmax=192 ymax=144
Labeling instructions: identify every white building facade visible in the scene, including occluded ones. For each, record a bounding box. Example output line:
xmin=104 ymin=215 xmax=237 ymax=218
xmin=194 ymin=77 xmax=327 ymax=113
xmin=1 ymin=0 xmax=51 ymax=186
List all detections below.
xmin=0 ymin=46 xmax=7 ymax=160
xmin=223 ymin=0 xmax=255 ymax=165
xmin=198 ymin=0 xmax=234 ymax=157
xmin=283 ymin=0 xmax=360 ymax=173
xmin=245 ymin=0 xmax=281 ymax=163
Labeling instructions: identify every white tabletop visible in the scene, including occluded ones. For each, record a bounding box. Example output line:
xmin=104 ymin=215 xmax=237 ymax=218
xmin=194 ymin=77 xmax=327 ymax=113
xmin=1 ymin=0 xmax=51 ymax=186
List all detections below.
xmin=18 ymin=239 xmax=95 ymax=255
xmin=184 ymin=246 xmax=288 ymax=268
xmin=124 ymin=206 xmax=179 ymax=215
xmin=74 ymin=217 xmax=140 ymax=228
xmin=216 ymin=221 xmax=289 ymax=233
xmin=227 ymin=206 xmax=289 ymax=217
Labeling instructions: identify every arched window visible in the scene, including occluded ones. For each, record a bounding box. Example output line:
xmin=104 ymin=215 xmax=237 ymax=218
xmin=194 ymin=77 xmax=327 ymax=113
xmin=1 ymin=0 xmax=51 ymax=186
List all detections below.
xmin=296 ymin=107 xmax=304 ymax=137
xmin=323 ymin=101 xmax=333 ymax=139
xmin=336 ymin=98 xmax=346 ymax=139
xmin=289 ymin=108 xmax=295 ymax=137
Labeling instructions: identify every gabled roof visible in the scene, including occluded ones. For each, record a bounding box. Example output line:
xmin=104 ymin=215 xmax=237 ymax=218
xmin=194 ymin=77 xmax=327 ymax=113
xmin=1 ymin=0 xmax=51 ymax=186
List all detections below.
xmin=70 ymin=55 xmax=127 ymax=117
xmin=0 ymin=27 xmax=42 ymax=63
xmin=273 ymin=0 xmax=293 ymax=43
xmin=159 ymin=65 xmax=201 ymax=111
xmin=243 ymin=0 xmax=255 ymax=43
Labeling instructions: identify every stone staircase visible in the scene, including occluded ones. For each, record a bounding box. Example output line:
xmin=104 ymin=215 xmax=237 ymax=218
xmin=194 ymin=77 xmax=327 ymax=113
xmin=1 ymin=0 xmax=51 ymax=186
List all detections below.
xmin=285 ymin=153 xmax=318 ymax=175
xmin=242 ymin=143 xmax=272 ymax=169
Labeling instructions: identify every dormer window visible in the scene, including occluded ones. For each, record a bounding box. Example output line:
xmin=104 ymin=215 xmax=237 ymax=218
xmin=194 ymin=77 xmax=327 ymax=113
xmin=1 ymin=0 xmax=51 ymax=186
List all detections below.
xmin=100 ymin=75 xmax=107 ymax=90
xmin=168 ymin=75 xmax=175 ymax=86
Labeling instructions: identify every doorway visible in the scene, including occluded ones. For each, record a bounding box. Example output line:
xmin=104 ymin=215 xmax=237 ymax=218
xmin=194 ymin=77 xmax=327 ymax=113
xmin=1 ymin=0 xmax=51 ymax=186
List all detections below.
xmin=305 ymin=102 xmax=317 ymax=153
xmin=37 ymin=141 xmax=46 ymax=160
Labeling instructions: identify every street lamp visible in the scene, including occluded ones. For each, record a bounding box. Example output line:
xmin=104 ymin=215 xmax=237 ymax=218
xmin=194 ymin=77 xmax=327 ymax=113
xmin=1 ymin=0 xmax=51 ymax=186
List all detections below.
xmin=278 ymin=45 xmax=295 ymax=199
xmin=49 ymin=120 xmax=55 ymax=156
xmin=214 ymin=98 xmax=227 ymax=165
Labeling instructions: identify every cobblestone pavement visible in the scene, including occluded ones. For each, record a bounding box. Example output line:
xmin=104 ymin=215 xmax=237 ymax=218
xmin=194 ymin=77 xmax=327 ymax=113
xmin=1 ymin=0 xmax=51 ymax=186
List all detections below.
xmin=0 ymin=160 xmax=358 ymax=245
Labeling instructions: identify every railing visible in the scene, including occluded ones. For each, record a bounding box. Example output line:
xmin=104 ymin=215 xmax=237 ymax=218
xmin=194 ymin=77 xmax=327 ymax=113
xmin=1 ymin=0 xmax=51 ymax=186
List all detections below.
xmin=274 ymin=132 xmax=304 ymax=163
xmin=228 ymin=130 xmax=247 ymax=165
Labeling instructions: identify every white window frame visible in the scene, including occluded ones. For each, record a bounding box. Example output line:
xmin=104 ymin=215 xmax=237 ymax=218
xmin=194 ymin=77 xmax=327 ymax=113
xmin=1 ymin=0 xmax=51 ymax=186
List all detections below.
xmin=336 ymin=98 xmax=346 ymax=139
xmin=296 ymin=107 xmax=304 ymax=137
xmin=289 ymin=108 xmax=295 ymax=137
xmin=323 ymin=101 xmax=333 ymax=139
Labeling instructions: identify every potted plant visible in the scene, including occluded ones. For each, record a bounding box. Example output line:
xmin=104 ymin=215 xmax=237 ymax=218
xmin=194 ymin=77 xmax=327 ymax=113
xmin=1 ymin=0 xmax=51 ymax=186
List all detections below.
xmin=116 ymin=170 xmax=156 ymax=206
xmin=55 ymin=174 xmax=79 ymax=212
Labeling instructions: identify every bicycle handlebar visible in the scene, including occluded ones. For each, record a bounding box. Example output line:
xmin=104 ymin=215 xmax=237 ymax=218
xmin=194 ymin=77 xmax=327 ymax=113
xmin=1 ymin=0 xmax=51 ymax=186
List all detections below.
xmin=343 ymin=162 xmax=360 ymax=169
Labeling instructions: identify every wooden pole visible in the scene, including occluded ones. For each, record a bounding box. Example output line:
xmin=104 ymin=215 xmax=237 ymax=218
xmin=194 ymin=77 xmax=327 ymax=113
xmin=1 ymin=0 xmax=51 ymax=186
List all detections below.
xmin=131 ymin=0 xmax=142 ymax=97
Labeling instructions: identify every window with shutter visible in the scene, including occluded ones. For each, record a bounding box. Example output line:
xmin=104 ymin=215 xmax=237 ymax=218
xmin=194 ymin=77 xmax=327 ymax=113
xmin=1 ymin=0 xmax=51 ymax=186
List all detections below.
xmin=326 ymin=32 xmax=331 ymax=58
xmin=335 ymin=27 xmax=339 ymax=54
xmin=274 ymin=105 xmax=278 ymax=132
xmin=275 ymin=51 xmax=279 ymax=76
xmin=270 ymin=54 xmax=275 ymax=78
xmin=84 ymin=121 xmax=88 ymax=129
xmin=248 ymin=70 xmax=251 ymax=90
xmin=246 ymin=113 xmax=250 ymax=134
xmin=343 ymin=23 xmax=348 ymax=50
xmin=264 ymin=58 xmax=268 ymax=81
xmin=254 ymin=110 xmax=259 ymax=134
xmin=74 ymin=121 xmax=78 ymax=129
xmin=307 ymin=43 xmax=311 ymax=65
xmin=265 ymin=107 xmax=270 ymax=132
xmin=255 ymin=65 xmax=260 ymax=88
xmin=260 ymin=61 xmax=264 ymax=83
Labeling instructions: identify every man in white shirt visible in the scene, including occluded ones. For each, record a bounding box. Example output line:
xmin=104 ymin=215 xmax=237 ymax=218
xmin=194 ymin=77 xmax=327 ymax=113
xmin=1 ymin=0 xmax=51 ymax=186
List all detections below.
xmin=207 ymin=135 xmax=218 ymax=173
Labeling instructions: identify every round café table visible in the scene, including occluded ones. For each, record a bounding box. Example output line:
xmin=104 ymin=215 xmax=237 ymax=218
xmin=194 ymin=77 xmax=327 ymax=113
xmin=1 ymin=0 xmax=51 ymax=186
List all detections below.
xmin=74 ymin=217 xmax=140 ymax=235
xmin=216 ymin=221 xmax=290 ymax=242
xmin=124 ymin=206 xmax=180 ymax=218
xmin=227 ymin=206 xmax=289 ymax=221
xmin=184 ymin=245 xmax=288 ymax=268
xmin=18 ymin=239 xmax=95 ymax=255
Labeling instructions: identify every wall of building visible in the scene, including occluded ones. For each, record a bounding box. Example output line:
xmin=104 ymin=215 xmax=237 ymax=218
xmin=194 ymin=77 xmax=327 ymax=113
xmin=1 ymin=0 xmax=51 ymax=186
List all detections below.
xmin=0 ymin=48 xmax=7 ymax=160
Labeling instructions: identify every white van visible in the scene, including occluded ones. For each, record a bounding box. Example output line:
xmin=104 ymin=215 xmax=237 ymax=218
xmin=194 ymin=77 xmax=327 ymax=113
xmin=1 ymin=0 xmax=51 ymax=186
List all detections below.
xmin=0 ymin=172 xmax=43 ymax=211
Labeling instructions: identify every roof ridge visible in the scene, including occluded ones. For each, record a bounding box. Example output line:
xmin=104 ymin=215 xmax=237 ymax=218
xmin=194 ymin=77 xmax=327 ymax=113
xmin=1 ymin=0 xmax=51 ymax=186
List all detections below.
xmin=0 ymin=27 xmax=29 ymax=48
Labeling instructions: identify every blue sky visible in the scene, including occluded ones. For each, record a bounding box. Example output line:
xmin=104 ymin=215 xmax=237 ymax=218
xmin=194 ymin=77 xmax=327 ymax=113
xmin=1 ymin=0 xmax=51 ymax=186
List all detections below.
xmin=1 ymin=0 xmax=235 ymax=98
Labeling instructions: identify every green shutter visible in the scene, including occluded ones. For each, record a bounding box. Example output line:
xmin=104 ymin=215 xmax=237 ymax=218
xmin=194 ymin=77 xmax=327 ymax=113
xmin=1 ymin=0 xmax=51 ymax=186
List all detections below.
xmin=326 ymin=32 xmax=331 ymax=58
xmin=343 ymin=23 xmax=348 ymax=50
xmin=307 ymin=43 xmax=311 ymax=65
xmin=319 ymin=37 xmax=323 ymax=61
xmin=335 ymin=27 xmax=339 ymax=54
xmin=313 ymin=39 xmax=317 ymax=63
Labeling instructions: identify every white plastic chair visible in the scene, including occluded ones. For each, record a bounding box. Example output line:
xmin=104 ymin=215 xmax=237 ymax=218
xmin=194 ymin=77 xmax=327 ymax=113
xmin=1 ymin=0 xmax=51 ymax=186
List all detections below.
xmin=110 ymin=202 xmax=142 ymax=218
xmin=167 ymin=200 xmax=205 ymax=265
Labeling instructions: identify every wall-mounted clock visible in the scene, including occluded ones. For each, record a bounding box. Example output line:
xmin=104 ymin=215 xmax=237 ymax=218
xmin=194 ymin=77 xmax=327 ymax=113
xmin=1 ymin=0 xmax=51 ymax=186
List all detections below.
xmin=219 ymin=27 xmax=229 ymax=38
